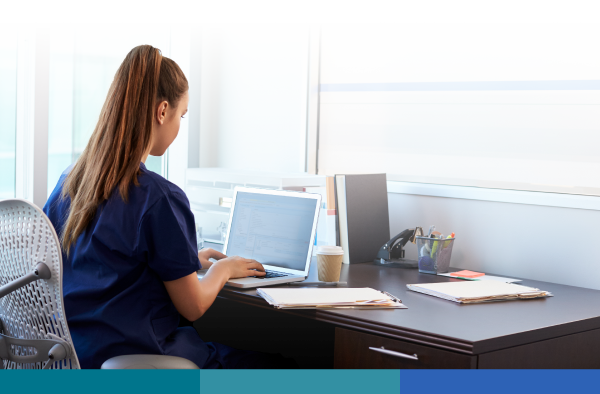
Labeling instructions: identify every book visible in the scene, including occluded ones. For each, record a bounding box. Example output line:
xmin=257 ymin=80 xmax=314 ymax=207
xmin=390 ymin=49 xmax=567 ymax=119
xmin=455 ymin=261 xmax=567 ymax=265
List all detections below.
xmin=257 ymin=287 xmax=407 ymax=309
xmin=325 ymin=176 xmax=338 ymax=248
xmin=407 ymin=281 xmax=552 ymax=304
xmin=325 ymin=176 xmax=336 ymax=211
xmin=335 ymin=175 xmax=346 ymax=253
xmin=335 ymin=174 xmax=390 ymax=264
xmin=450 ymin=270 xmax=485 ymax=278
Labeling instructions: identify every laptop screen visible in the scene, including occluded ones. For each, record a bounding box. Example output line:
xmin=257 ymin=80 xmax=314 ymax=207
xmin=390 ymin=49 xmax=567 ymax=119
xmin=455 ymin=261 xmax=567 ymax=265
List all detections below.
xmin=226 ymin=191 xmax=318 ymax=271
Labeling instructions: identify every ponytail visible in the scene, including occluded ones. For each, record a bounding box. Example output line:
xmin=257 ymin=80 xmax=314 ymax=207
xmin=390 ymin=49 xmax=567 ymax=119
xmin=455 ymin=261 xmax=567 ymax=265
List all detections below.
xmin=60 ymin=45 xmax=188 ymax=253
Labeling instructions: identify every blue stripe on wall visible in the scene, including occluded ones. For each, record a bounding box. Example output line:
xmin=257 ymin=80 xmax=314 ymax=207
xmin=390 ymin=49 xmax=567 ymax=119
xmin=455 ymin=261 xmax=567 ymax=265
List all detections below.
xmin=320 ymin=80 xmax=600 ymax=92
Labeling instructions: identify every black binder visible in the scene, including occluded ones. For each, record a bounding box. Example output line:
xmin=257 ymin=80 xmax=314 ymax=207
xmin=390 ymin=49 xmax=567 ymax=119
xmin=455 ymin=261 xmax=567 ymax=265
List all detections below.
xmin=335 ymin=174 xmax=390 ymax=264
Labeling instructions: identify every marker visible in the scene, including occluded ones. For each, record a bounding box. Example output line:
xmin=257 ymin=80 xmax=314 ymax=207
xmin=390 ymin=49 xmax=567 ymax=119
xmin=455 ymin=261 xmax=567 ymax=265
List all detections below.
xmin=444 ymin=232 xmax=456 ymax=248
xmin=430 ymin=237 xmax=440 ymax=257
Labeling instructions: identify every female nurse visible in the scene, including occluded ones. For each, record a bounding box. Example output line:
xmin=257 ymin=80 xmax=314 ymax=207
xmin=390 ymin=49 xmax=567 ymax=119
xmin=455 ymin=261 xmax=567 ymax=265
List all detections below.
xmin=43 ymin=45 xmax=293 ymax=369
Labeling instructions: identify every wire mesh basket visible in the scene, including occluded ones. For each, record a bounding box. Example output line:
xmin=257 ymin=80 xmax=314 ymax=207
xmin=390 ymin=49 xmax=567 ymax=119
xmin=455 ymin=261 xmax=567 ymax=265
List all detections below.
xmin=415 ymin=236 xmax=455 ymax=274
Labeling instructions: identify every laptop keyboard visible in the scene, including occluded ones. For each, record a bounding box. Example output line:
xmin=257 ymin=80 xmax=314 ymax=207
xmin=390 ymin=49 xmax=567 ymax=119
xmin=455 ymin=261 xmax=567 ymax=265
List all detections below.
xmin=255 ymin=269 xmax=291 ymax=279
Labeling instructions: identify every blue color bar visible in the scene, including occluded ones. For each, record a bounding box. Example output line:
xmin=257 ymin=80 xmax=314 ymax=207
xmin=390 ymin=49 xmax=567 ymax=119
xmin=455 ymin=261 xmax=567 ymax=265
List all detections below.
xmin=401 ymin=370 xmax=597 ymax=394
xmin=320 ymin=80 xmax=600 ymax=92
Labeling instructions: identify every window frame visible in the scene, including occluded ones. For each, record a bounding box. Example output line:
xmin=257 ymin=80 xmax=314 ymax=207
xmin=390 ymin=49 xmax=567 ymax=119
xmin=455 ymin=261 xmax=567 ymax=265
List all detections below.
xmin=14 ymin=27 xmax=53 ymax=209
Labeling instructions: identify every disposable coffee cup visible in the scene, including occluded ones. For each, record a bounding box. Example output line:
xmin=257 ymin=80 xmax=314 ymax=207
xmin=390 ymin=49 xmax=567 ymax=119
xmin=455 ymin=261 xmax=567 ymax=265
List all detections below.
xmin=316 ymin=246 xmax=344 ymax=282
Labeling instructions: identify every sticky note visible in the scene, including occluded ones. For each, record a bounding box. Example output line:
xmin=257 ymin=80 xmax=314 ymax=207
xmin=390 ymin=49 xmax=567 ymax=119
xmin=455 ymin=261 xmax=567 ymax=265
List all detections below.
xmin=450 ymin=270 xmax=485 ymax=278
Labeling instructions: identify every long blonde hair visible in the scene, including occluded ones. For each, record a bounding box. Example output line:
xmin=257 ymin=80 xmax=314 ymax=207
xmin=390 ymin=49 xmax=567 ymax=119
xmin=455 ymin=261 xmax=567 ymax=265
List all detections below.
xmin=60 ymin=45 xmax=188 ymax=253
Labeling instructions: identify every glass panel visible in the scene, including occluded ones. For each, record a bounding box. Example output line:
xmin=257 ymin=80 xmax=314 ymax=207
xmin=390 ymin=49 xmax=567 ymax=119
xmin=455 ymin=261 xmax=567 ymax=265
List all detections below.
xmin=319 ymin=23 xmax=600 ymax=195
xmin=48 ymin=26 xmax=171 ymax=196
xmin=0 ymin=29 xmax=18 ymax=199
xmin=47 ymin=28 xmax=75 ymax=195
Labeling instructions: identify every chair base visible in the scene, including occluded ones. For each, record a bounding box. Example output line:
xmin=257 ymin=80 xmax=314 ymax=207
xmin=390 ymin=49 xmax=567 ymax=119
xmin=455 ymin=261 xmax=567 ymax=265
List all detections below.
xmin=101 ymin=354 xmax=199 ymax=369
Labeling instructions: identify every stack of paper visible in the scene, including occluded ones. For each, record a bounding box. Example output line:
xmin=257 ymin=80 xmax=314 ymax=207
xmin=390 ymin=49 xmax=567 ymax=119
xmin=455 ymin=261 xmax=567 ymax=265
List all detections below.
xmin=257 ymin=287 xmax=407 ymax=310
xmin=438 ymin=272 xmax=521 ymax=283
xmin=407 ymin=281 xmax=552 ymax=304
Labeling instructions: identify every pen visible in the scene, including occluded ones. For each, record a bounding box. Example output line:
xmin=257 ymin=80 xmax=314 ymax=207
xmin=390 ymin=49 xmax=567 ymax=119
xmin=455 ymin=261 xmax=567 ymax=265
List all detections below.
xmin=427 ymin=225 xmax=436 ymax=237
xmin=381 ymin=290 xmax=402 ymax=303
xmin=289 ymin=281 xmax=348 ymax=286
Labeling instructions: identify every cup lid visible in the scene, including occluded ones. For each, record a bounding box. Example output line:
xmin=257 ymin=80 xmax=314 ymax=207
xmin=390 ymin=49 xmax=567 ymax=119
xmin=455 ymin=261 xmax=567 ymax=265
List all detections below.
xmin=317 ymin=245 xmax=344 ymax=255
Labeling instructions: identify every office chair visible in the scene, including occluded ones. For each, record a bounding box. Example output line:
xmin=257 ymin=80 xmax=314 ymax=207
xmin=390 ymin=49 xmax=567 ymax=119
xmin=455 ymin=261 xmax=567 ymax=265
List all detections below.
xmin=0 ymin=199 xmax=198 ymax=369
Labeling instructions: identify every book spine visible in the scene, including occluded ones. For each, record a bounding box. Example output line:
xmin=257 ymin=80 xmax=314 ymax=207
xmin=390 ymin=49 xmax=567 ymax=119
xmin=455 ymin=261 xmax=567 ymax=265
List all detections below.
xmin=333 ymin=176 xmax=340 ymax=247
xmin=335 ymin=175 xmax=350 ymax=264
xmin=325 ymin=176 xmax=336 ymax=211
xmin=326 ymin=210 xmax=337 ymax=248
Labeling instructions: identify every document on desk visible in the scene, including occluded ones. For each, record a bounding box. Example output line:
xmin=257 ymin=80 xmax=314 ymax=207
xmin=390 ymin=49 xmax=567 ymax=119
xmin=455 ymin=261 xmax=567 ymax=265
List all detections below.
xmin=257 ymin=287 xmax=407 ymax=309
xmin=407 ymin=281 xmax=552 ymax=304
xmin=437 ymin=272 xmax=521 ymax=283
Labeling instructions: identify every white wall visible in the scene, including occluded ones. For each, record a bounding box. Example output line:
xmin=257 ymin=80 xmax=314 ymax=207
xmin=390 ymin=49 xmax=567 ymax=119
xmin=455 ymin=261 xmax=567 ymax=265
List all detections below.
xmin=389 ymin=192 xmax=600 ymax=290
xmin=198 ymin=24 xmax=310 ymax=173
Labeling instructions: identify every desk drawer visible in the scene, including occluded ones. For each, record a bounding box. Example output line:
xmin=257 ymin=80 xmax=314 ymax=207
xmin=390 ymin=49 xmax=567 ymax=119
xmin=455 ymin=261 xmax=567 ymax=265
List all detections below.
xmin=334 ymin=328 xmax=476 ymax=369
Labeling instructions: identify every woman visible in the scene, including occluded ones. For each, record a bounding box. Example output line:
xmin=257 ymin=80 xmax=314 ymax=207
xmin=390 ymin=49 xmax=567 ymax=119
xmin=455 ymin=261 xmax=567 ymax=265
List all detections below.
xmin=43 ymin=45 xmax=290 ymax=369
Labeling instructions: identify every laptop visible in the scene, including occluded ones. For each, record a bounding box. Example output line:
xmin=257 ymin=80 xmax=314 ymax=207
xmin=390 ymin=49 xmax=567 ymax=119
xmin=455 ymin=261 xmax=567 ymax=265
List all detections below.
xmin=198 ymin=186 xmax=322 ymax=288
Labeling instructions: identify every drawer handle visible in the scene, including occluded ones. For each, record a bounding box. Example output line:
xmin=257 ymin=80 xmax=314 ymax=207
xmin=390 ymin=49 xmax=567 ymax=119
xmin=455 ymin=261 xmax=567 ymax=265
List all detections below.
xmin=219 ymin=197 xmax=232 ymax=208
xmin=369 ymin=346 xmax=419 ymax=361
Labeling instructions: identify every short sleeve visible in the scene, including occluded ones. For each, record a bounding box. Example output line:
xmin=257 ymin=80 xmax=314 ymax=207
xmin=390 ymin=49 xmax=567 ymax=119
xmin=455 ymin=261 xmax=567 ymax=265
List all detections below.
xmin=138 ymin=192 xmax=201 ymax=281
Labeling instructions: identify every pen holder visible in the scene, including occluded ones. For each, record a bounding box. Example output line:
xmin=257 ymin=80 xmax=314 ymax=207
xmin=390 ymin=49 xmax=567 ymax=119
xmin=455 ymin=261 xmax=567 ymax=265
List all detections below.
xmin=415 ymin=236 xmax=455 ymax=274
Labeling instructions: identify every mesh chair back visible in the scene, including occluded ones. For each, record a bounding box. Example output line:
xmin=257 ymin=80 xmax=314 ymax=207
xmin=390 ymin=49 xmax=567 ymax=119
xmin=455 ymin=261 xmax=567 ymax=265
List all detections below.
xmin=0 ymin=199 xmax=80 ymax=369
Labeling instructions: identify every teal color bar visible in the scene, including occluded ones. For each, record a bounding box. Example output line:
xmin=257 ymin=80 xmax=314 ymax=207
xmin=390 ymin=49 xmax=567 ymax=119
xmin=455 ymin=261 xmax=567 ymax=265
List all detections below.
xmin=0 ymin=370 xmax=200 ymax=394
xmin=200 ymin=370 xmax=399 ymax=394
xmin=0 ymin=370 xmax=400 ymax=394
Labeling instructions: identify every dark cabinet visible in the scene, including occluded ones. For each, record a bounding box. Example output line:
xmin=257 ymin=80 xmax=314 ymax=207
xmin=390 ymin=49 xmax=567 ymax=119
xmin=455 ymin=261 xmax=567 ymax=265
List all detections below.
xmin=334 ymin=328 xmax=476 ymax=369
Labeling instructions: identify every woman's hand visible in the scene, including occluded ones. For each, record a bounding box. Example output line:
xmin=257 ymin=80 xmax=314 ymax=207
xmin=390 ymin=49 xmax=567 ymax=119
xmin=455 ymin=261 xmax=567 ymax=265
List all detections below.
xmin=166 ymin=252 xmax=265 ymax=322
xmin=212 ymin=256 xmax=266 ymax=279
xmin=198 ymin=248 xmax=265 ymax=279
xmin=197 ymin=248 xmax=226 ymax=269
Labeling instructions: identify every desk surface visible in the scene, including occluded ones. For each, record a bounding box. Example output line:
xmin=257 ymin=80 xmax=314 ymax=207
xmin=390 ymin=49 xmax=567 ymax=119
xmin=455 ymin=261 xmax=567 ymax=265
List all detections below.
xmin=204 ymin=244 xmax=600 ymax=355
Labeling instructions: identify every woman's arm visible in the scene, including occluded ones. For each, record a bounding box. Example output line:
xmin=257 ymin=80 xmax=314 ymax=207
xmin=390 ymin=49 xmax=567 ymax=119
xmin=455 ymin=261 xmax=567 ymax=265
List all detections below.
xmin=163 ymin=250 xmax=265 ymax=321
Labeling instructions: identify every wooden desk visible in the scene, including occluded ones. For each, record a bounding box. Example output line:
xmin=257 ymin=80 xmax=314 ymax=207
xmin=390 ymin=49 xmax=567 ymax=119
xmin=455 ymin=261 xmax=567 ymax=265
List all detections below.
xmin=194 ymin=253 xmax=600 ymax=368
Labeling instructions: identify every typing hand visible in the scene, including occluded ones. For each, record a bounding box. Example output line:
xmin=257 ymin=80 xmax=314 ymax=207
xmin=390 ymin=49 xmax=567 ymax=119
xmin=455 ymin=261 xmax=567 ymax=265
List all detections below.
xmin=213 ymin=256 xmax=266 ymax=279
xmin=198 ymin=248 xmax=227 ymax=269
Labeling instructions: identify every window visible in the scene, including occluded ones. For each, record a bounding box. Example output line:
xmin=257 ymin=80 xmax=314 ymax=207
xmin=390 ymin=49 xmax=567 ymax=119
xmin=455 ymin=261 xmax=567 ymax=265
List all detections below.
xmin=198 ymin=24 xmax=311 ymax=173
xmin=47 ymin=26 xmax=172 ymax=196
xmin=0 ymin=28 xmax=18 ymax=199
xmin=318 ymin=23 xmax=600 ymax=195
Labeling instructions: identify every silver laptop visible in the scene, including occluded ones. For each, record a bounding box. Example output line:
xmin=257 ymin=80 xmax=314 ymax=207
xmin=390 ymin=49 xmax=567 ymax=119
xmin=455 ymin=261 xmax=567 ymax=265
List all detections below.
xmin=198 ymin=186 xmax=321 ymax=288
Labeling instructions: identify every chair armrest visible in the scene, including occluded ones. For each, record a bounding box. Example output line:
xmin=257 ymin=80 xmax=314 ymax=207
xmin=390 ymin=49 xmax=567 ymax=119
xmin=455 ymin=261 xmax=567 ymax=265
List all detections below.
xmin=101 ymin=355 xmax=199 ymax=369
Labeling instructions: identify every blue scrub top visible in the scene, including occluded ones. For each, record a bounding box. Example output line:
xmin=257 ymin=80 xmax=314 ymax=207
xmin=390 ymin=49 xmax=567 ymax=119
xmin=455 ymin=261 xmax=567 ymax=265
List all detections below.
xmin=43 ymin=163 xmax=207 ymax=369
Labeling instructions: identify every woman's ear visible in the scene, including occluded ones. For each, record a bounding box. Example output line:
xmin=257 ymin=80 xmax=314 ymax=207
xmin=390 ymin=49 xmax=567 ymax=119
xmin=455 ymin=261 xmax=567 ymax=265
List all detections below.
xmin=156 ymin=101 xmax=168 ymax=125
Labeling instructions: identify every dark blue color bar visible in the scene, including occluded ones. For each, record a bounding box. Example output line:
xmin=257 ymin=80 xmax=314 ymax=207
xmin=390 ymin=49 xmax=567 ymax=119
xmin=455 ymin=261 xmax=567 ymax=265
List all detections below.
xmin=401 ymin=370 xmax=597 ymax=394
xmin=320 ymin=80 xmax=600 ymax=92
